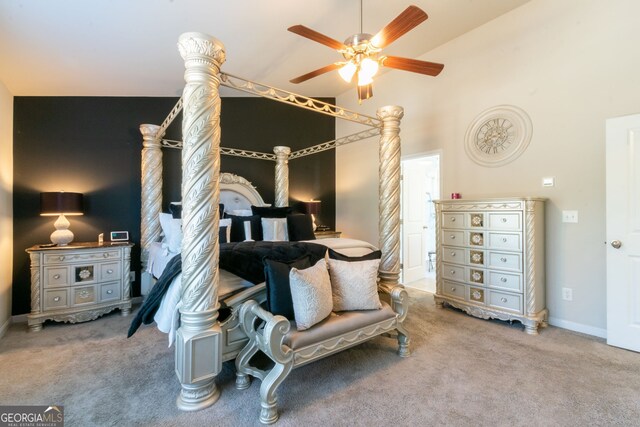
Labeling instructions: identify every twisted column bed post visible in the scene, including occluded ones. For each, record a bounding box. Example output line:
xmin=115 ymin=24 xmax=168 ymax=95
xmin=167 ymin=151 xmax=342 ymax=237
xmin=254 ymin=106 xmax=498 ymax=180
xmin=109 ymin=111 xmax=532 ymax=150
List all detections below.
xmin=377 ymin=105 xmax=404 ymax=290
xmin=140 ymin=124 xmax=163 ymax=295
xmin=175 ymin=32 xmax=225 ymax=412
xmin=273 ymin=146 xmax=291 ymax=207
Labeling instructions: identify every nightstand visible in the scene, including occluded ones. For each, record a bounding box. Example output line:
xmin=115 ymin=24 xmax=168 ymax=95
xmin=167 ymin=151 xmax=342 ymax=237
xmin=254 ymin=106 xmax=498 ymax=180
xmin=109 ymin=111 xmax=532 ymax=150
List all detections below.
xmin=314 ymin=230 xmax=342 ymax=239
xmin=25 ymin=242 xmax=133 ymax=331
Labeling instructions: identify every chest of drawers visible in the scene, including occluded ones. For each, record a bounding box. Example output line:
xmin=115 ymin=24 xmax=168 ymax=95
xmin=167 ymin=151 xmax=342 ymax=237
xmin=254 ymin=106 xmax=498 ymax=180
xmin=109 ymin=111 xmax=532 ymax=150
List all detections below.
xmin=434 ymin=198 xmax=547 ymax=334
xmin=26 ymin=242 xmax=133 ymax=331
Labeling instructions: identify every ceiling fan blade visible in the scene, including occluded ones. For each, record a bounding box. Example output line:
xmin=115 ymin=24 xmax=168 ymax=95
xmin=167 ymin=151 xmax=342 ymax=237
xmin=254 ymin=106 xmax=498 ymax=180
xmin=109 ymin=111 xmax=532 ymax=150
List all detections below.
xmin=371 ymin=5 xmax=428 ymax=49
xmin=288 ymin=25 xmax=348 ymax=51
xmin=381 ymin=56 xmax=444 ymax=76
xmin=290 ymin=63 xmax=342 ymax=84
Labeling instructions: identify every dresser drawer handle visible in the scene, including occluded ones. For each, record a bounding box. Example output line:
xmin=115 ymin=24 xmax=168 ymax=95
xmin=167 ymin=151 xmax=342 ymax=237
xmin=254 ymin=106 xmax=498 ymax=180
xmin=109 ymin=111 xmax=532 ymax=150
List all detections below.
xmin=53 ymin=274 xmax=60 ymax=280
xmin=450 ymin=270 xmax=456 ymax=275
xmin=103 ymin=253 xmax=109 ymax=258
xmin=451 ymin=217 xmax=456 ymax=222
xmin=501 ymin=218 xmax=507 ymax=223
xmin=502 ymin=238 xmax=508 ymax=243
xmin=500 ymin=277 xmax=508 ymax=283
xmin=450 ymin=235 xmax=456 ymax=240
xmin=58 ymin=255 xmax=65 ymax=261
xmin=500 ymin=257 xmax=507 ymax=262
xmin=501 ymin=297 xmax=508 ymax=303
xmin=53 ymin=296 xmax=61 ymax=302
xmin=107 ymin=269 xmax=114 ymax=274
xmin=450 ymin=287 xmax=456 ymax=292
xmin=106 ymin=290 xmax=113 ymax=295
xmin=450 ymin=252 xmax=456 ymax=256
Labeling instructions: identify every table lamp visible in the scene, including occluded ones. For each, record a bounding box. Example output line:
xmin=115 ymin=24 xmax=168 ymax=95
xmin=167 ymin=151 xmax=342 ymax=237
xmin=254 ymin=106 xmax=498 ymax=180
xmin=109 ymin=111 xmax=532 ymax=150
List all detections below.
xmin=40 ymin=191 xmax=84 ymax=246
xmin=303 ymin=200 xmax=321 ymax=231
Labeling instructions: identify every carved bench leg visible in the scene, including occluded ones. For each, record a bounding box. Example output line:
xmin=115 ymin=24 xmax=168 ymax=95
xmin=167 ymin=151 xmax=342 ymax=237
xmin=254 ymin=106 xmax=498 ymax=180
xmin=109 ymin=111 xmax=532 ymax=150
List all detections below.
xmin=259 ymin=361 xmax=293 ymax=425
xmin=396 ymin=324 xmax=411 ymax=357
xmin=235 ymin=339 xmax=259 ymax=390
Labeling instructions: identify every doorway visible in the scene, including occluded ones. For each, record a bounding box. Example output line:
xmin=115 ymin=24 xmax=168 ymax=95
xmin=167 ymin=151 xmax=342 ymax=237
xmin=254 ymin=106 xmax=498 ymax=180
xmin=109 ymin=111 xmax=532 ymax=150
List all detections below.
xmin=401 ymin=153 xmax=440 ymax=293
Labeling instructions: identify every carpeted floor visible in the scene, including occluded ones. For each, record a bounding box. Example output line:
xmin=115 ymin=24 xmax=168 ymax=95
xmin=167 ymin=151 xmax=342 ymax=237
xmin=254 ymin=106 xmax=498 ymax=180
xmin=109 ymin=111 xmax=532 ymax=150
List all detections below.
xmin=1 ymin=289 xmax=639 ymax=427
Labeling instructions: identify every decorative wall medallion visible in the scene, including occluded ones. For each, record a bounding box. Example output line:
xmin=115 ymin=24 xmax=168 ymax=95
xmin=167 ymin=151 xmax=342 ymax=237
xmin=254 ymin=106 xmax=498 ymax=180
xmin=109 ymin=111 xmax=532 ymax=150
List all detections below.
xmin=464 ymin=105 xmax=533 ymax=167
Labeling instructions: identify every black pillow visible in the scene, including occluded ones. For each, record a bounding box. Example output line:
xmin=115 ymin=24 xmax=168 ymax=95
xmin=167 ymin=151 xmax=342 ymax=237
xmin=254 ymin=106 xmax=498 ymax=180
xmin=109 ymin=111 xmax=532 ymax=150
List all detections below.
xmin=219 ymin=203 xmax=225 ymax=218
xmin=287 ymin=214 xmax=316 ymax=241
xmin=251 ymin=205 xmax=293 ymax=218
xmin=219 ymin=225 xmax=228 ymax=244
xmin=328 ymin=248 xmax=382 ymax=262
xmin=264 ymin=255 xmax=312 ymax=320
xmin=169 ymin=203 xmax=182 ymax=219
xmin=226 ymin=214 xmax=263 ymax=242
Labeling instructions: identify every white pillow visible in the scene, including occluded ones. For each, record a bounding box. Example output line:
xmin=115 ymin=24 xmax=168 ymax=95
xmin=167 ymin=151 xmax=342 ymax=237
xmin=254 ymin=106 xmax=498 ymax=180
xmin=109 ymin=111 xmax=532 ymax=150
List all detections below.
xmin=328 ymin=258 xmax=382 ymax=311
xmin=219 ymin=218 xmax=232 ymax=243
xmin=230 ymin=209 xmax=252 ymax=216
xmin=289 ymin=259 xmax=333 ymax=331
xmin=159 ymin=213 xmax=182 ymax=253
xmin=261 ymin=218 xmax=289 ymax=241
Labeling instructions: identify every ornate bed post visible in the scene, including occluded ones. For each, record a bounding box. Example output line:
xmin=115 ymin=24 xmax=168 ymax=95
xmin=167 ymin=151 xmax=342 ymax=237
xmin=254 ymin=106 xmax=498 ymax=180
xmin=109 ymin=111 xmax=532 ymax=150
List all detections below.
xmin=140 ymin=124 xmax=163 ymax=295
xmin=175 ymin=32 xmax=225 ymax=411
xmin=273 ymin=146 xmax=291 ymax=207
xmin=377 ymin=105 xmax=404 ymax=290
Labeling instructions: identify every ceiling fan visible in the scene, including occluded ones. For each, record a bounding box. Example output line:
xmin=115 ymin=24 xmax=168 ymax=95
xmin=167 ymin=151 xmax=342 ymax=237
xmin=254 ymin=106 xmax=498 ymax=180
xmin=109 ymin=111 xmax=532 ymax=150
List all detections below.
xmin=288 ymin=3 xmax=444 ymax=102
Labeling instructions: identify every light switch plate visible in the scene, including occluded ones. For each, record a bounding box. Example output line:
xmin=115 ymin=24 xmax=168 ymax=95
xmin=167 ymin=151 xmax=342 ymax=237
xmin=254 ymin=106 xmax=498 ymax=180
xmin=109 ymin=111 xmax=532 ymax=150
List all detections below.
xmin=542 ymin=177 xmax=555 ymax=187
xmin=562 ymin=210 xmax=578 ymax=223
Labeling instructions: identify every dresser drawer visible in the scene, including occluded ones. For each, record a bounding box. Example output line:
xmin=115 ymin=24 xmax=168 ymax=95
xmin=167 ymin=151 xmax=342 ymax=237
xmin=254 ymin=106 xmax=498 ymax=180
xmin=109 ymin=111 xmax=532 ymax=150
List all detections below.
xmin=72 ymin=285 xmax=96 ymax=306
xmin=44 ymin=289 xmax=69 ymax=310
xmin=100 ymin=282 xmax=121 ymax=302
xmin=100 ymin=262 xmax=121 ymax=282
xmin=489 ymin=271 xmax=522 ymax=292
xmin=44 ymin=266 xmax=69 ymax=288
xmin=442 ymin=230 xmax=464 ymax=247
xmin=488 ymin=232 xmax=522 ymax=251
xmin=442 ymin=263 xmax=465 ymax=281
xmin=442 ymin=247 xmax=465 ymax=264
xmin=442 ymin=281 xmax=466 ymax=300
xmin=488 ymin=252 xmax=522 ymax=271
xmin=488 ymin=212 xmax=521 ymax=230
xmin=44 ymin=249 xmax=120 ymax=265
xmin=468 ymin=268 xmax=486 ymax=286
xmin=442 ymin=213 xmax=464 ymax=229
xmin=489 ymin=290 xmax=523 ymax=313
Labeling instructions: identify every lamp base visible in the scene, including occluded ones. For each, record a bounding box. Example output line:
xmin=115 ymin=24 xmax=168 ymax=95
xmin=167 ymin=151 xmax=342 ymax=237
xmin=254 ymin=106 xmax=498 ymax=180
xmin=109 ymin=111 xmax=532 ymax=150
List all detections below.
xmin=50 ymin=214 xmax=74 ymax=246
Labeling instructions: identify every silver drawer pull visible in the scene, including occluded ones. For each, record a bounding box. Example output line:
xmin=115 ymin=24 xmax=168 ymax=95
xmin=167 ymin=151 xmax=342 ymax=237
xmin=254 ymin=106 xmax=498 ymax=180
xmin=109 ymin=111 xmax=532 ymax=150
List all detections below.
xmin=500 ymin=257 xmax=507 ymax=262
xmin=107 ymin=269 xmax=114 ymax=274
xmin=58 ymin=255 xmax=65 ymax=261
xmin=450 ymin=252 xmax=456 ymax=256
xmin=500 ymin=277 xmax=508 ymax=283
xmin=451 ymin=287 xmax=456 ymax=292
xmin=450 ymin=235 xmax=456 ymax=239
xmin=501 ymin=218 xmax=507 ymax=223
xmin=451 ymin=217 xmax=456 ymax=222
xmin=53 ymin=274 xmax=60 ymax=280
xmin=501 ymin=297 xmax=508 ymax=303
xmin=53 ymin=296 xmax=61 ymax=302
xmin=450 ymin=270 xmax=456 ymax=275
xmin=103 ymin=253 xmax=109 ymax=258
xmin=502 ymin=238 xmax=508 ymax=243
xmin=106 ymin=290 xmax=113 ymax=295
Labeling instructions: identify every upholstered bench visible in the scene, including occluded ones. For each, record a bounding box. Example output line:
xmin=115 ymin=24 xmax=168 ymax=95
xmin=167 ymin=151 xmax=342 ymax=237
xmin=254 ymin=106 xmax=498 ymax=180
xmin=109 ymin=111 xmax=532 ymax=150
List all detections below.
xmin=235 ymin=285 xmax=410 ymax=424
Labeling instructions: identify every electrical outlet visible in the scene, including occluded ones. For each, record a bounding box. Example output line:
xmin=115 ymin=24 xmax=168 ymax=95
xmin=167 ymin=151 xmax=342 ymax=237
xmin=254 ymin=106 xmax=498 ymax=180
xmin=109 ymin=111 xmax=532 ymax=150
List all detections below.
xmin=562 ymin=287 xmax=573 ymax=301
xmin=562 ymin=210 xmax=578 ymax=223
xmin=129 ymin=271 xmax=136 ymax=282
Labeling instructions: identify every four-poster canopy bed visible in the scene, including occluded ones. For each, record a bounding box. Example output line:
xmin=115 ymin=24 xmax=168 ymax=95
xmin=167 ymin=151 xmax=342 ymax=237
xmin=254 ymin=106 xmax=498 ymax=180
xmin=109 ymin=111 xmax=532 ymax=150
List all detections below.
xmin=139 ymin=32 xmax=407 ymax=413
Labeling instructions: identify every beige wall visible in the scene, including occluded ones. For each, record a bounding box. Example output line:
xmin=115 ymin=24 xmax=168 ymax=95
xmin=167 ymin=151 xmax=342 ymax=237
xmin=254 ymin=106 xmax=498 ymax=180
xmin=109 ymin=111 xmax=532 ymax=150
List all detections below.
xmin=336 ymin=0 xmax=640 ymax=336
xmin=0 ymin=79 xmax=13 ymax=337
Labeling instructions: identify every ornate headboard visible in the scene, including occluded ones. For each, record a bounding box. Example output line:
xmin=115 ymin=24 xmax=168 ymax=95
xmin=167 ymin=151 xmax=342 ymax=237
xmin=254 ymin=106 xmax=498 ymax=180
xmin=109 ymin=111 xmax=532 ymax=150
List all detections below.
xmin=219 ymin=172 xmax=268 ymax=212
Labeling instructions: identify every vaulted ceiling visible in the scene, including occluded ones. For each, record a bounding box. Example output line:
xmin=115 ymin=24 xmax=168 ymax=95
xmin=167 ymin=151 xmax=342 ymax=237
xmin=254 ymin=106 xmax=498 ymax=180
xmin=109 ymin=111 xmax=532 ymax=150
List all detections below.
xmin=0 ymin=0 xmax=529 ymax=97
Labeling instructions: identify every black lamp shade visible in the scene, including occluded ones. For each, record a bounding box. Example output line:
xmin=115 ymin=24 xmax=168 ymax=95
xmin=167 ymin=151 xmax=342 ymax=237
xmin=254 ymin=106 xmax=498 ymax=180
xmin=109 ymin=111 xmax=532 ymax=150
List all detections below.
xmin=303 ymin=200 xmax=321 ymax=215
xmin=40 ymin=192 xmax=84 ymax=216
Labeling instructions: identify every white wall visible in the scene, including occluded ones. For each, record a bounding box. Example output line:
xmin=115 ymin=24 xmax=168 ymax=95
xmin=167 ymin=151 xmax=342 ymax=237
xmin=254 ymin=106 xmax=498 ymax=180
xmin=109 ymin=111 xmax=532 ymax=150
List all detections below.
xmin=336 ymin=0 xmax=640 ymax=336
xmin=0 ymin=79 xmax=13 ymax=338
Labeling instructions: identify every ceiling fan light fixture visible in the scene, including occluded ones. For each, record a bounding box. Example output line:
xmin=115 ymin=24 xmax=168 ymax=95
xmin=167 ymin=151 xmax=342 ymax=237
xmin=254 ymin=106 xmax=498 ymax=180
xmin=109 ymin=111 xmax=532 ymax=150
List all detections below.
xmin=357 ymin=84 xmax=373 ymax=102
xmin=359 ymin=57 xmax=379 ymax=79
xmin=338 ymin=61 xmax=357 ymax=83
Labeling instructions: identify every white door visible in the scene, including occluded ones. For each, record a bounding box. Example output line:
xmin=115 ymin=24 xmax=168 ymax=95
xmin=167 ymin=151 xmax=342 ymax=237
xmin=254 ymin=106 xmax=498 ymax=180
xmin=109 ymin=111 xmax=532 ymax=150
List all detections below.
xmin=402 ymin=161 xmax=427 ymax=283
xmin=606 ymin=113 xmax=640 ymax=352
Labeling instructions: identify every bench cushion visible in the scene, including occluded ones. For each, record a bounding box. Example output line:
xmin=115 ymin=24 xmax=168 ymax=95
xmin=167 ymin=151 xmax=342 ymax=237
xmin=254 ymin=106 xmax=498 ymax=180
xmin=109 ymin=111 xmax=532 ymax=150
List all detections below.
xmin=284 ymin=301 xmax=396 ymax=350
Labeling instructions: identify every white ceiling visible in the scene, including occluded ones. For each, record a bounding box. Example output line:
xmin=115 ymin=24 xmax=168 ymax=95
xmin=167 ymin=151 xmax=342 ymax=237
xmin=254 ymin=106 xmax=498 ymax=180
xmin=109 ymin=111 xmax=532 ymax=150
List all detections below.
xmin=0 ymin=0 xmax=530 ymax=98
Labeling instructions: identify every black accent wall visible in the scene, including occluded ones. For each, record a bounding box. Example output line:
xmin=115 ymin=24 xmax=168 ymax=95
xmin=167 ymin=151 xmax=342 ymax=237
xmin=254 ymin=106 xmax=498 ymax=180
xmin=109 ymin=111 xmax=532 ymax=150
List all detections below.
xmin=13 ymin=96 xmax=335 ymax=315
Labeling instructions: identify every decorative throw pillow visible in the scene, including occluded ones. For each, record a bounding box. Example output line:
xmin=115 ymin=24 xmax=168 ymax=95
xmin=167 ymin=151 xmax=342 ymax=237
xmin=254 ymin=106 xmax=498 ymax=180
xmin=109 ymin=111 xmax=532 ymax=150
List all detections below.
xmin=287 ymin=213 xmax=316 ymax=241
xmin=328 ymin=258 xmax=382 ymax=312
xmin=261 ymin=218 xmax=289 ymax=241
xmin=219 ymin=218 xmax=232 ymax=243
xmin=252 ymin=205 xmax=293 ymax=218
xmin=328 ymin=248 xmax=382 ymax=262
xmin=289 ymin=258 xmax=333 ymax=330
xmin=263 ymin=255 xmax=312 ymax=320
xmin=226 ymin=214 xmax=263 ymax=242
xmin=159 ymin=213 xmax=182 ymax=253
xmin=169 ymin=202 xmax=182 ymax=219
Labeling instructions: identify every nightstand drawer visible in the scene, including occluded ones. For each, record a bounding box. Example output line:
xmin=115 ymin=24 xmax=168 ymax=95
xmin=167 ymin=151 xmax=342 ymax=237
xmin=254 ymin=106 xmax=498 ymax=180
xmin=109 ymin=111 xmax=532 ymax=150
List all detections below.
xmin=100 ymin=262 xmax=121 ymax=281
xmin=44 ymin=249 xmax=120 ymax=265
xmin=488 ymin=213 xmax=521 ymax=230
xmin=44 ymin=289 xmax=69 ymax=310
xmin=72 ymin=285 xmax=96 ymax=306
xmin=489 ymin=290 xmax=522 ymax=313
xmin=488 ymin=232 xmax=522 ymax=251
xmin=442 ymin=263 xmax=464 ymax=281
xmin=442 ymin=213 xmax=464 ymax=229
xmin=100 ymin=282 xmax=121 ymax=302
xmin=442 ymin=281 xmax=466 ymax=300
xmin=44 ymin=266 xmax=69 ymax=288
xmin=488 ymin=251 xmax=522 ymax=271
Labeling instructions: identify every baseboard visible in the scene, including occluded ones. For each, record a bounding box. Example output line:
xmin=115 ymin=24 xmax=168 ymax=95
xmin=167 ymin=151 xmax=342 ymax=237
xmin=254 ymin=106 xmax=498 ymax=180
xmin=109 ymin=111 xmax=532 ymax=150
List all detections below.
xmin=11 ymin=314 xmax=27 ymax=324
xmin=0 ymin=317 xmax=10 ymax=340
xmin=548 ymin=316 xmax=607 ymax=338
